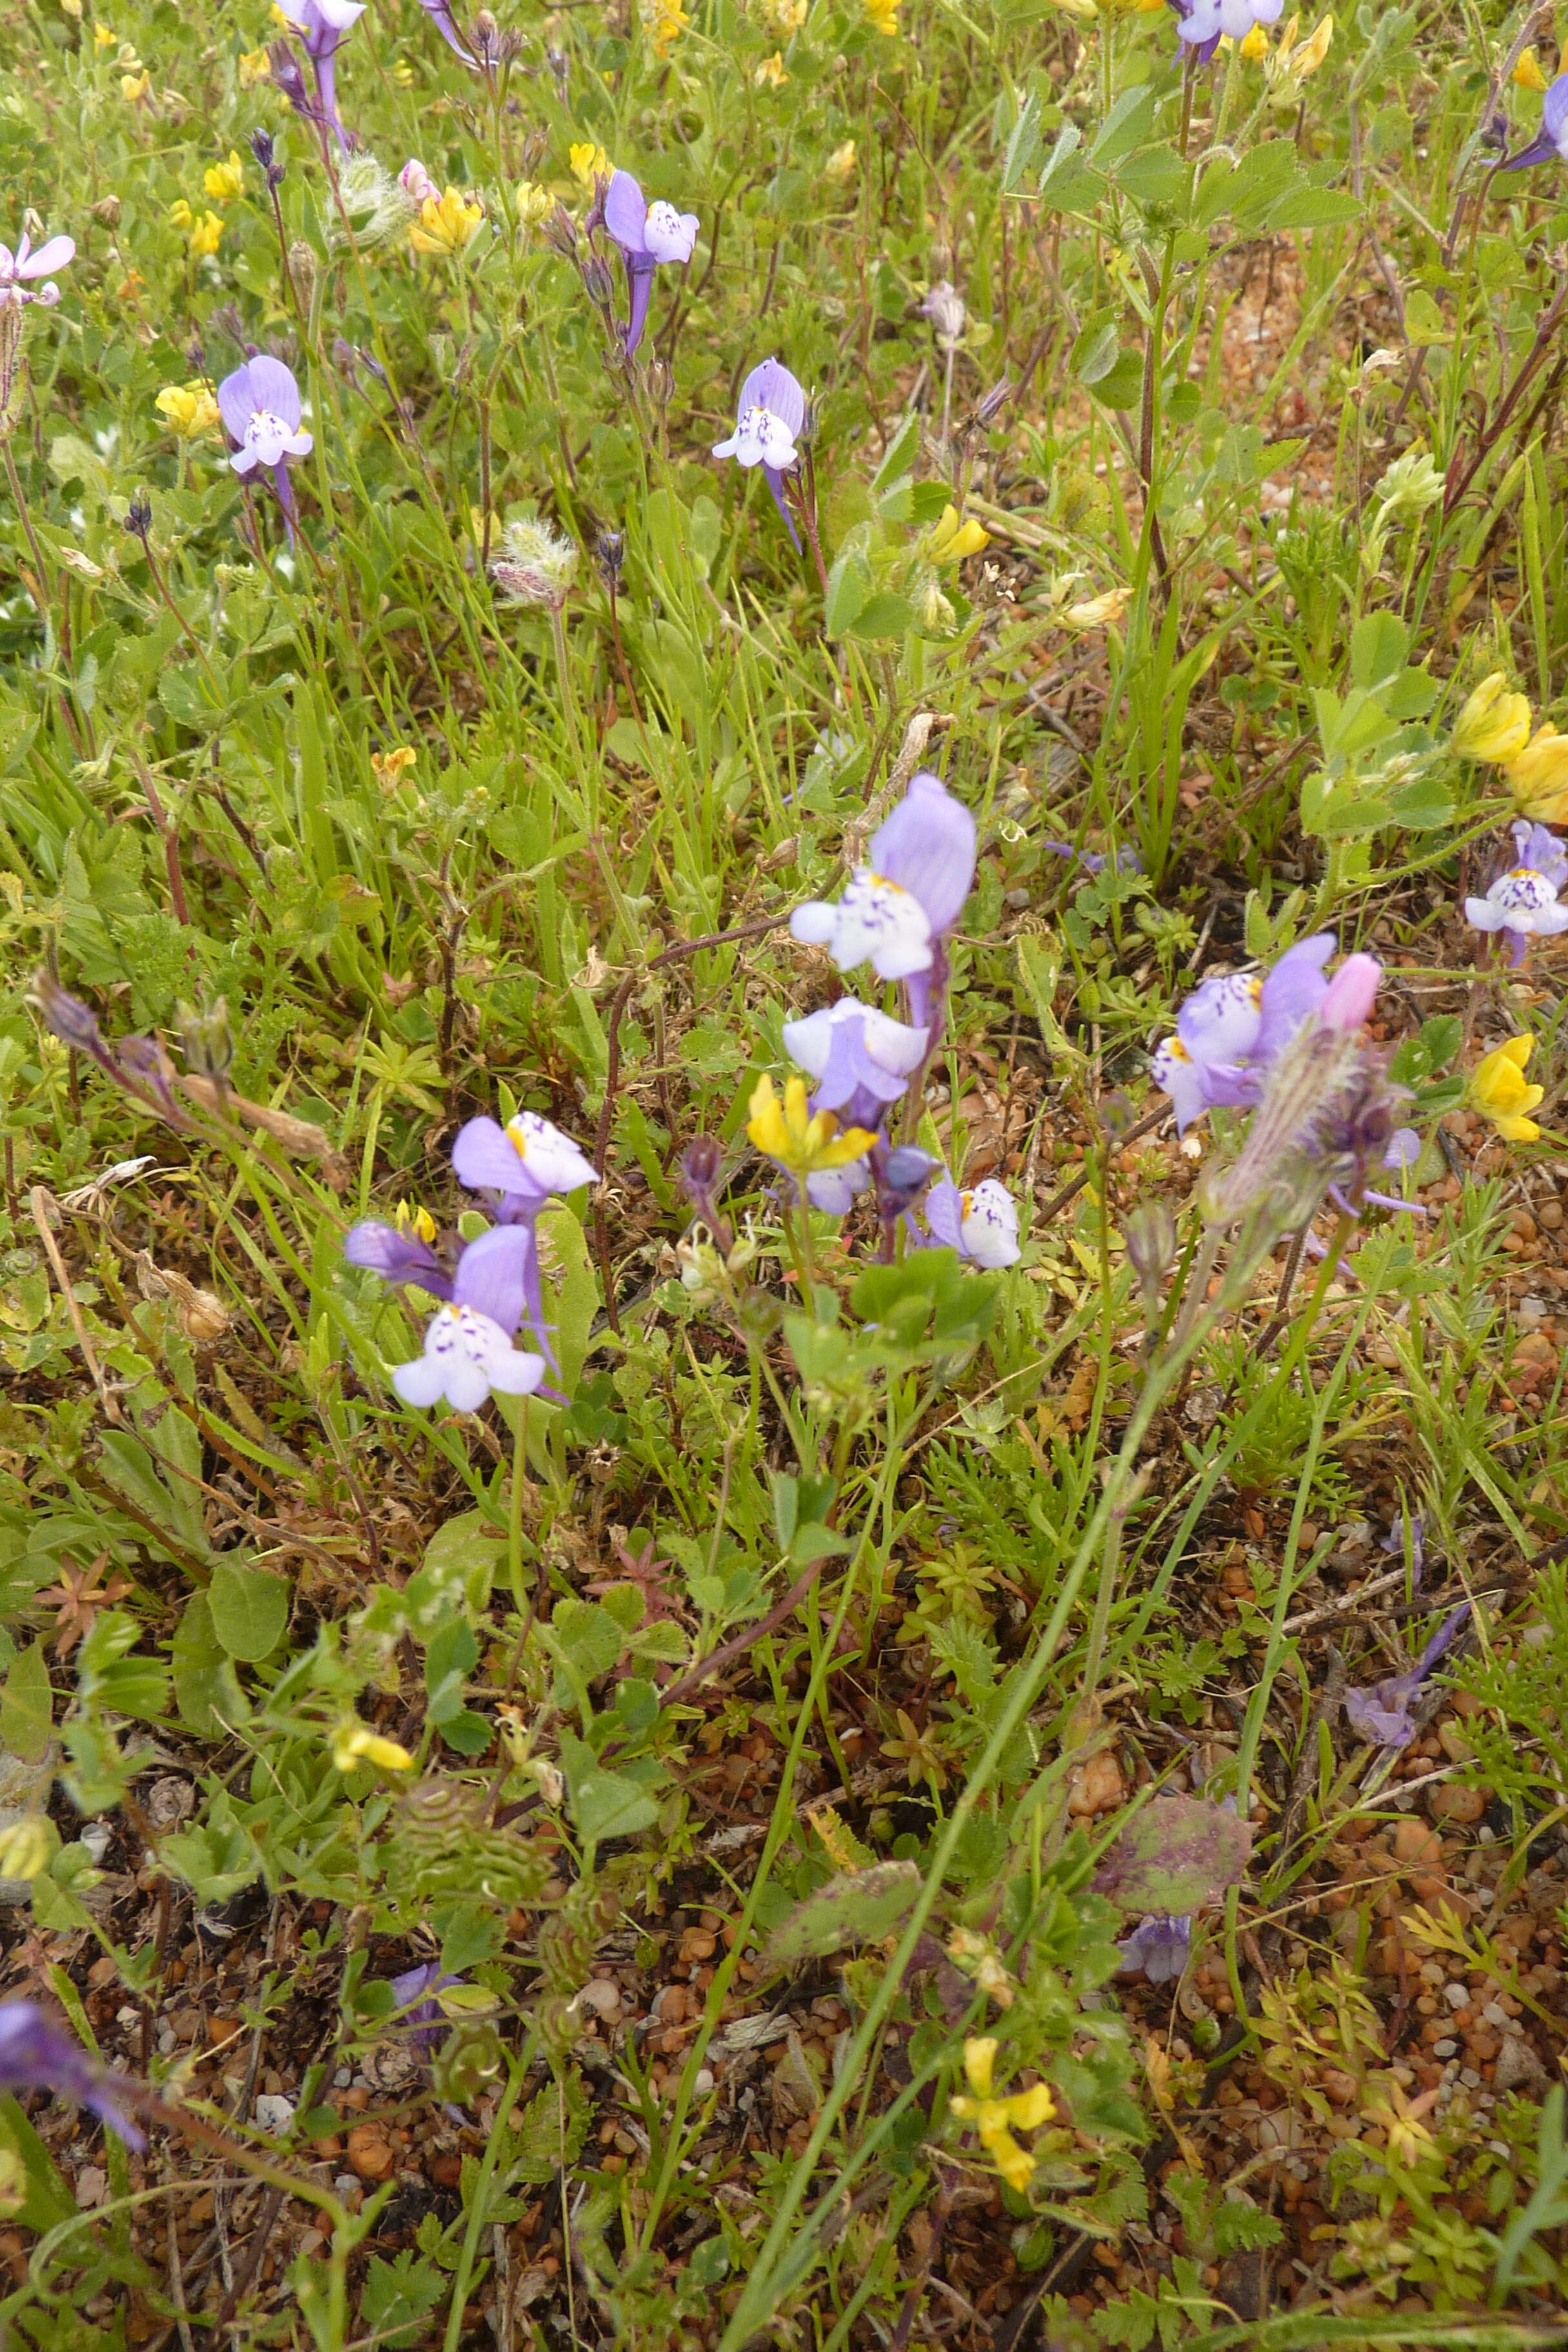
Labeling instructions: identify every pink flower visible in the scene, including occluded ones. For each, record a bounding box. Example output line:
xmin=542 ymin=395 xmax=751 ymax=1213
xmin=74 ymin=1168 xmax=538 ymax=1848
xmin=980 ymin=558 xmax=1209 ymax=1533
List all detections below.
xmin=0 ymin=230 xmax=74 ymax=309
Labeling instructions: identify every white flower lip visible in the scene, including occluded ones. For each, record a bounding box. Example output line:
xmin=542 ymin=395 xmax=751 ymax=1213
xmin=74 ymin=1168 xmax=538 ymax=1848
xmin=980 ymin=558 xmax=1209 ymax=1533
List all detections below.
xmin=393 ymin=1304 xmax=545 ymax=1413
xmin=712 ymin=404 xmax=798 ymax=471
xmin=790 ymin=871 xmax=934 ymax=982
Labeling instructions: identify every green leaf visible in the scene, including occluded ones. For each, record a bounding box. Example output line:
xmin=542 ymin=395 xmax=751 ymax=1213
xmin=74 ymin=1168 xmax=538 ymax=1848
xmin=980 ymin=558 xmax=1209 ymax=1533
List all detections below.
xmin=0 ymin=1642 xmax=52 ymax=1765
xmin=1090 ymin=353 xmax=1146 ymax=411
xmin=1091 ymin=1796 xmax=1254 ymax=1916
xmin=1265 ymin=186 xmax=1360 ymax=231
xmin=208 ymin=1561 xmax=289 ymax=1661
xmin=761 ymin=1861 xmax=921 ymax=1965
xmin=847 ymin=592 xmax=915 ymax=641
xmin=1089 ymin=84 xmax=1155 ymax=167
xmin=0 ymin=2096 xmax=76 ymax=2230
xmin=1001 ymin=87 xmax=1042 ymax=195
xmin=1349 ymin=611 xmax=1411 ymax=694
xmin=360 ymin=2252 xmax=447 ymax=2351
xmin=171 ymin=1592 xmax=248 ymax=1737
xmin=1070 ymin=311 xmax=1120 ymax=387
xmin=824 ymin=549 xmax=867 ymax=636
xmin=509 ymin=2064 xmax=590 ymax=2184
xmin=570 ymin=1767 xmax=660 ymax=1847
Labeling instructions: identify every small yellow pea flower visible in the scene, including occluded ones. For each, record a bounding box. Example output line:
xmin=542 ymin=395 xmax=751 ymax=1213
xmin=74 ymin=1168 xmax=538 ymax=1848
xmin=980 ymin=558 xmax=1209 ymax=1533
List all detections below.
xmin=949 ymin=2038 xmax=1055 ymax=2192
xmin=928 ymin=504 xmax=990 ymax=564
xmin=863 ymin=0 xmax=898 ymax=31
xmin=374 ymin=745 xmax=420 ymax=787
xmin=1468 ymin=1035 xmax=1545 ymax=1143
xmin=1505 ymin=723 xmax=1568 ymax=824
xmin=392 ymin=56 xmax=414 ymax=83
xmin=754 ymin=50 xmax=789 ymax=84
xmin=640 ymin=0 xmax=690 ymax=55
xmin=761 ymin=0 xmax=806 ymax=32
xmin=0 ymin=1818 xmax=52 ymax=1881
xmin=409 ymin=187 xmax=485 ymax=256
xmin=156 ymin=380 xmax=222 ymax=437
xmin=1451 ymin=671 xmax=1533 ymax=765
xmin=825 ymin=141 xmax=857 ymax=183
xmin=204 ymin=149 xmax=246 ymax=203
xmin=745 ymin=1073 xmax=876 ymax=1182
xmin=1239 ymin=21 xmax=1269 ymax=55
xmin=120 ymin=66 xmax=151 ymax=99
xmin=331 ymin=1723 xmax=415 ymax=1774
xmin=1291 ymin=13 xmax=1333 ymax=75
xmin=569 ymin=141 xmax=609 ymax=188
xmin=189 ymin=210 xmax=224 ymax=256
xmin=238 ymin=45 xmax=271 ymax=83
xmin=515 ymin=180 xmax=553 ymax=228
xmin=93 ymin=21 xmax=117 ymax=46
xmin=393 ymin=1196 xmax=436 ymax=1240
xmin=1064 ymin=584 xmax=1133 ymax=630
xmin=1514 ymin=44 xmax=1549 ymax=90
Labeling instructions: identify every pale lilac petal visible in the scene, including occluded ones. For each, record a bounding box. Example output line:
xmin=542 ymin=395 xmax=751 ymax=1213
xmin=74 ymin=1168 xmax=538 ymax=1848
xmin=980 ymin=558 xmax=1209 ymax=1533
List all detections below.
xmin=869 ymin=770 xmax=977 ymax=937
xmin=1545 ymin=69 xmax=1568 ymax=144
xmin=1177 ymin=972 xmax=1263 ymax=1069
xmin=392 ymin=1350 xmax=447 ymax=1407
xmin=1250 ymin=933 xmax=1333 ymax=1062
xmin=960 ymin=1180 xmax=1019 ymax=1267
xmin=451 ymin=1224 xmax=531 ymax=1334
xmin=925 ymin=1178 xmax=963 ymax=1249
xmin=604 ymin=171 xmax=648 ymax=253
xmin=244 ymin=355 xmax=303 ymax=430
xmin=217 ymin=364 xmax=257 ymax=442
xmin=738 ymin=356 xmax=805 ymax=436
xmin=441 ymin=1355 xmax=493 ymax=1413
xmin=451 ymin=1115 xmax=532 ymax=1195
xmin=17 ymin=235 xmax=74 ymax=279
xmin=643 ymin=203 xmax=698 ymax=264
xmin=807 ymin=1160 xmax=869 ymax=1214
xmin=1150 ymin=1038 xmax=1209 ymax=1134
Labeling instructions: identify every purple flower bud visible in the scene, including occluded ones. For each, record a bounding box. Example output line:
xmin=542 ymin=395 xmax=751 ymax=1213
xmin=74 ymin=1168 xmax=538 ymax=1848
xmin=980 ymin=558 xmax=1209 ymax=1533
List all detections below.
xmin=344 ymin=1220 xmax=454 ymax=1301
xmin=31 ymin=970 xmax=106 ymax=1051
xmin=1115 ymin=1913 xmax=1191 ymax=1984
xmin=0 ymin=2001 xmax=145 ymax=2148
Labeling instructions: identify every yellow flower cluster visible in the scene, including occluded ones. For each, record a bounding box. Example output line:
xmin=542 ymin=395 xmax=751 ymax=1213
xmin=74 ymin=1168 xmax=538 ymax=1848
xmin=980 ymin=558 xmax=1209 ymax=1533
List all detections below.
xmin=170 ymin=198 xmax=224 ymax=255
xmin=863 ymin=0 xmax=898 ymax=31
xmin=754 ymin=50 xmax=789 ymax=84
xmin=927 ymin=504 xmax=989 ymax=564
xmin=238 ymin=45 xmax=271 ymax=83
xmin=331 ymin=1722 xmax=413 ymax=1774
xmin=515 ymin=180 xmax=553 ymax=228
xmin=92 ymin=21 xmax=117 ymax=46
xmin=949 ymin=2039 xmax=1055 ymax=2192
xmin=569 ymin=141 xmax=609 ymax=188
xmin=155 ymin=379 xmax=221 ymax=437
xmin=204 ymin=148 xmax=246 ymax=203
xmin=760 ymin=0 xmax=806 ymax=33
xmin=640 ymin=0 xmax=690 ymax=57
xmin=409 ymin=187 xmax=485 ymax=255
xmin=121 ymin=64 xmax=150 ymax=99
xmin=1468 ymin=1035 xmax=1545 ymax=1144
xmin=1451 ymin=672 xmax=1568 ymax=822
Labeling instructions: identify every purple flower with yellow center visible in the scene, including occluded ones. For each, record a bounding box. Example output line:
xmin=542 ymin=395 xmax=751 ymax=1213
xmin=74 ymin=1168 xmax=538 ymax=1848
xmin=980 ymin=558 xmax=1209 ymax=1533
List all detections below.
xmin=394 ymin=1299 xmax=545 ymax=1415
xmin=1115 ymin=1912 xmax=1191 ymax=1984
xmin=275 ymin=0 xmax=364 ymax=146
xmin=1465 ymin=822 xmax=1568 ymax=966
xmin=791 ymin=770 xmax=977 ymax=1025
xmin=389 ymin=1963 xmax=466 ymax=2052
xmin=782 ymin=997 xmax=928 ymax=1133
xmin=925 ymin=1176 xmax=1021 ymax=1268
xmin=349 ymin=1219 xmax=545 ymax=1411
xmin=0 ymin=2002 xmax=145 ymax=2149
xmin=1343 ymin=1602 xmax=1471 ymax=1750
xmin=1502 ymin=71 xmax=1568 ymax=169
xmin=1152 ymin=933 xmax=1335 ymax=1134
xmin=217 ymin=355 xmax=313 ymax=542
xmin=451 ymin=1110 xmax=598 ymax=1363
xmin=603 ymin=170 xmax=698 ymax=358
xmin=713 ymin=356 xmax=806 ymax=545
xmin=0 ymin=230 xmax=74 ymax=310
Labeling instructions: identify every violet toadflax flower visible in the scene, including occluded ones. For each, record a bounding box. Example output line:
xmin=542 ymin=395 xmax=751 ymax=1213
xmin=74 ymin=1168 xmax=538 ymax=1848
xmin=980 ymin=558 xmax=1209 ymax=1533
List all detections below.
xmin=714 ymin=356 xmax=806 ymax=545
xmin=0 ymin=2001 xmax=145 ymax=2148
xmin=1343 ymin=1603 xmax=1471 ymax=1750
xmin=389 ymin=1963 xmax=466 ymax=2052
xmin=603 ymin=170 xmax=698 ymax=358
xmin=1115 ymin=1912 xmax=1191 ymax=1984
xmin=275 ymin=0 xmax=364 ymax=146
xmin=782 ymin=997 xmax=928 ymax=1133
xmin=343 ymin=1218 xmax=453 ymax=1300
xmin=1502 ymin=72 xmax=1568 ymax=169
xmin=1170 ymin=0 xmax=1282 ymax=62
xmin=0 ymin=230 xmax=75 ymax=309
xmin=1151 ymin=934 xmax=1336 ymax=1135
xmin=925 ymin=1177 xmax=1021 ymax=1268
xmin=217 ymin=355 xmax=313 ymax=542
xmin=389 ymin=1226 xmax=547 ymax=1413
xmin=1465 ymin=821 xmax=1568 ymax=966
xmin=451 ymin=1110 xmax=598 ymax=1361
xmin=790 ymin=769 xmax=977 ymax=1026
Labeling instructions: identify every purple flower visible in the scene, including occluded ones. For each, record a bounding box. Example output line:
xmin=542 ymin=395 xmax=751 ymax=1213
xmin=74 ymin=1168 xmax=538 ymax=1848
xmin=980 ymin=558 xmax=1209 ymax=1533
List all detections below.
xmin=925 ymin=1177 xmax=1021 ymax=1268
xmin=450 ymin=1111 xmax=598 ymax=1363
xmin=1465 ymin=825 xmax=1568 ymax=966
xmin=806 ymin=1157 xmax=870 ymax=1214
xmin=389 ymin=1964 xmax=464 ymax=2052
xmin=0 ymin=231 xmax=74 ymax=310
xmin=1043 ymin=839 xmax=1142 ymax=877
xmin=1380 ymin=1512 xmax=1425 ymax=1590
xmin=392 ymin=1267 xmax=547 ymax=1413
xmin=1115 ymin=1913 xmax=1191 ymax=1984
xmin=603 ymin=170 xmax=698 ymax=358
xmin=1343 ymin=1603 xmax=1471 ymax=1750
xmin=0 ymin=2002 xmax=145 ymax=2149
xmin=416 ymin=0 xmax=476 ymax=63
xmin=343 ymin=1220 xmax=454 ymax=1300
xmin=783 ymin=997 xmax=928 ymax=1132
xmin=275 ymin=0 xmax=364 ymax=146
xmin=1169 ymin=0 xmax=1280 ymax=59
xmin=790 ymin=770 xmax=977 ymax=1021
xmin=1151 ymin=935 xmax=1335 ymax=1134
xmin=1502 ymin=71 xmax=1568 ymax=170
xmin=217 ymin=356 xmax=313 ymax=544
xmin=713 ymin=357 xmax=805 ymax=545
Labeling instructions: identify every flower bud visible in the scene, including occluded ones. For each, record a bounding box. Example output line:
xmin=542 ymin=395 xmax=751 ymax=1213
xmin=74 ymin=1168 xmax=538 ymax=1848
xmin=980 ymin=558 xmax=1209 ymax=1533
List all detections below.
xmin=1122 ymin=1200 xmax=1176 ymax=1299
xmin=93 ymin=193 xmax=122 ymax=228
xmin=288 ymin=239 xmax=317 ymax=310
xmin=124 ymin=493 xmax=153 ymax=543
xmin=177 ymin=995 xmax=234 ymax=1086
xmin=645 ymin=357 xmax=674 ymax=409
xmin=594 ymin=527 xmax=627 ymax=589
xmin=30 ymin=972 xmax=106 ymax=1052
xmin=582 ymin=253 xmax=615 ymax=311
xmin=920 ymin=278 xmax=966 ymax=345
xmin=543 ymin=201 xmax=580 ymax=260
xmin=1451 ymin=672 xmax=1532 ymax=763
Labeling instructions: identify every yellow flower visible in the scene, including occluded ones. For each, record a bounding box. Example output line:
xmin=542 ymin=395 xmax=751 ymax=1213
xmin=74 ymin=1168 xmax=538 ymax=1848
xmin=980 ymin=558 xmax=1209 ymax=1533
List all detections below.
xmin=238 ymin=44 xmax=271 ymax=82
xmin=863 ymin=0 xmax=898 ymax=30
xmin=1293 ymin=12 xmax=1333 ymax=72
xmin=189 ymin=209 xmax=224 ymax=256
xmin=754 ymin=49 xmax=789 ymax=83
xmin=1468 ymin=1035 xmax=1545 ymax=1143
xmin=93 ymin=21 xmax=117 ymax=46
xmin=120 ymin=66 xmax=150 ymax=98
xmin=204 ymin=149 xmax=246 ymax=203
xmin=761 ymin=0 xmax=807 ymax=31
xmin=393 ymin=1195 xmax=436 ymax=1240
xmin=331 ymin=1723 xmax=414 ymax=1774
xmin=514 ymin=180 xmax=553 ymax=228
xmin=825 ymin=140 xmax=857 ymax=183
xmin=409 ymin=187 xmax=485 ymax=255
xmin=1239 ymin=20 xmax=1269 ymax=55
xmin=374 ymin=745 xmax=420 ymax=787
xmin=155 ymin=380 xmax=222 ymax=437
xmin=927 ymin=504 xmax=990 ymax=564
xmin=1505 ymin=723 xmax=1568 ymax=823
xmin=1064 ymin=584 xmax=1132 ymax=630
xmin=61 ymin=0 xmax=83 ymax=16
xmin=640 ymin=0 xmax=689 ymax=55
xmin=392 ymin=56 xmax=414 ymax=83
xmin=949 ymin=2038 xmax=1055 ymax=2192
xmin=0 ymin=1818 xmax=52 ymax=1881
xmin=569 ymin=141 xmax=609 ymax=188
xmin=1514 ymin=44 xmax=1549 ymax=90
xmin=1452 ymin=671 xmax=1533 ymax=764
xmin=745 ymin=1073 xmax=876 ymax=1181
